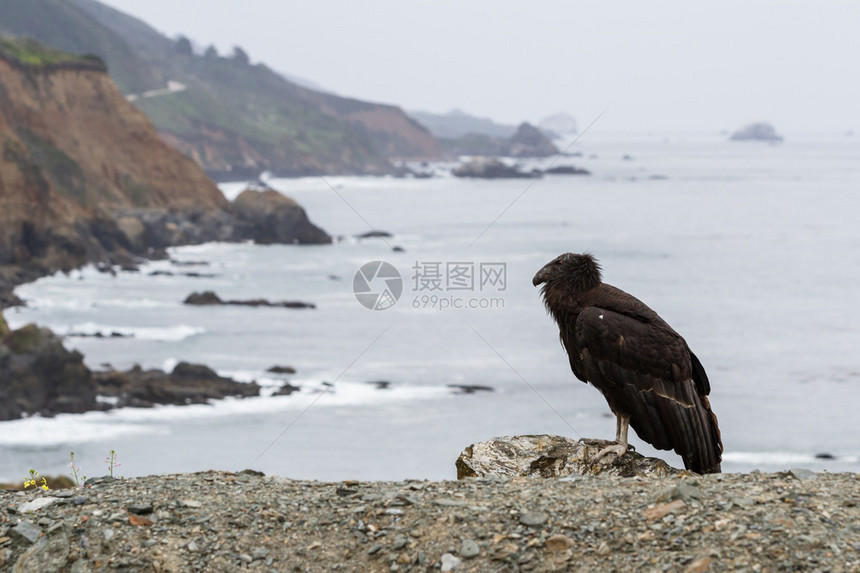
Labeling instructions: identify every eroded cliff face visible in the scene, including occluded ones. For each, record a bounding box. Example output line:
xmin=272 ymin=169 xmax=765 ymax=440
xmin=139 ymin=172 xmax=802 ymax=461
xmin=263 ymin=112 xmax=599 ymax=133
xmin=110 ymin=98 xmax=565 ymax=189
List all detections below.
xmin=0 ymin=55 xmax=223 ymax=277
xmin=0 ymin=49 xmax=329 ymax=298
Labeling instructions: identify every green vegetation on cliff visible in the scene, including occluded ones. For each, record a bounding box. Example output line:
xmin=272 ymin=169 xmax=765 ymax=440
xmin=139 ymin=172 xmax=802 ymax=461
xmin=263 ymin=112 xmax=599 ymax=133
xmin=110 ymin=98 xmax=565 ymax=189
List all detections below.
xmin=0 ymin=0 xmax=440 ymax=178
xmin=0 ymin=0 xmax=150 ymax=88
xmin=0 ymin=36 xmax=105 ymax=70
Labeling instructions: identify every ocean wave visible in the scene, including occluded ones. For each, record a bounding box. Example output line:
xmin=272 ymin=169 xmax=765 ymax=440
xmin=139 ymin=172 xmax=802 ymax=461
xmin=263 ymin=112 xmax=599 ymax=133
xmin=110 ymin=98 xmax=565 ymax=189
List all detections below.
xmin=0 ymin=380 xmax=453 ymax=447
xmin=52 ymin=323 xmax=205 ymax=342
xmin=0 ymin=413 xmax=168 ymax=446
xmin=18 ymin=297 xmax=169 ymax=311
xmin=722 ymin=451 xmax=859 ymax=465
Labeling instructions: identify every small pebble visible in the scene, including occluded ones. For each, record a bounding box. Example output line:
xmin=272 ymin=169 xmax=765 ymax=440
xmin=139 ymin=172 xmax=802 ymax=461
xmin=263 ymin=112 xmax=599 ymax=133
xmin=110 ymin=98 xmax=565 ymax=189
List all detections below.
xmin=519 ymin=511 xmax=547 ymax=527
xmin=440 ymin=553 xmax=461 ymax=571
xmin=460 ymin=539 xmax=480 ymax=559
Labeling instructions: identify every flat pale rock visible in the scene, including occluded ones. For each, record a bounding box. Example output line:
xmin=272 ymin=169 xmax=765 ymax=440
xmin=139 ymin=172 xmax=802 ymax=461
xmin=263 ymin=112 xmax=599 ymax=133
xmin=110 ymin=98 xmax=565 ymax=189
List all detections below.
xmin=17 ymin=497 xmax=61 ymax=514
xmin=456 ymin=435 xmax=688 ymax=479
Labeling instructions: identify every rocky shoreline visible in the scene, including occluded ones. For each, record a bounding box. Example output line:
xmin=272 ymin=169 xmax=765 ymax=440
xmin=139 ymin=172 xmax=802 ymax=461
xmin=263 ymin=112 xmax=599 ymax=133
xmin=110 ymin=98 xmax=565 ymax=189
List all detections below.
xmin=1 ymin=466 xmax=857 ymax=572
xmin=0 ymin=321 xmax=301 ymax=420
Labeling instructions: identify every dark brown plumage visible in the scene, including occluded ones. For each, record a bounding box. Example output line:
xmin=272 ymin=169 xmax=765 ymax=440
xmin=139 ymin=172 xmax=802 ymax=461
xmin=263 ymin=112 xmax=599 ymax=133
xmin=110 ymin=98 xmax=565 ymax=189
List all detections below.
xmin=533 ymin=253 xmax=722 ymax=474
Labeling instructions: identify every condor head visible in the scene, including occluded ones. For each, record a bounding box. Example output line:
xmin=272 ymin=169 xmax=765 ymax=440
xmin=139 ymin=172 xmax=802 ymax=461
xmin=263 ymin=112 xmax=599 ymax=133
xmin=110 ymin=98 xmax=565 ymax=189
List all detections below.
xmin=533 ymin=252 xmax=603 ymax=292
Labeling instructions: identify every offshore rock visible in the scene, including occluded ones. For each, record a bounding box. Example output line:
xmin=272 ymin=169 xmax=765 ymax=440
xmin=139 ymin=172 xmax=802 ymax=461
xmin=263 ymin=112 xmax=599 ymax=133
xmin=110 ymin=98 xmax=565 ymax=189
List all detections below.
xmin=183 ymin=291 xmax=316 ymax=309
xmin=456 ymin=435 xmax=688 ymax=479
xmin=231 ymin=189 xmax=332 ymax=245
xmin=0 ymin=324 xmax=96 ymax=421
xmin=93 ymin=362 xmax=260 ymax=409
xmin=729 ymin=122 xmax=784 ymax=142
xmin=452 ymin=157 xmax=540 ymax=179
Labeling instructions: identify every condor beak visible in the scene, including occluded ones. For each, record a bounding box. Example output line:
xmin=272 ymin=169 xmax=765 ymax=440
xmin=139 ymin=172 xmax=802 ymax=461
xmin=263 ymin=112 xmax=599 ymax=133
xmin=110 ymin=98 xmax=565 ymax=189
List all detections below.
xmin=532 ymin=264 xmax=551 ymax=287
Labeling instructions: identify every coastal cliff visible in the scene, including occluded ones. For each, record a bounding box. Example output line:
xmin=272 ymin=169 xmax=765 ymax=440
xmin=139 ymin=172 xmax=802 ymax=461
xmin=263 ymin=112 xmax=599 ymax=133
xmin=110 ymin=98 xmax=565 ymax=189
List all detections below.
xmin=1 ymin=0 xmax=442 ymax=178
xmin=0 ymin=38 xmax=329 ymax=302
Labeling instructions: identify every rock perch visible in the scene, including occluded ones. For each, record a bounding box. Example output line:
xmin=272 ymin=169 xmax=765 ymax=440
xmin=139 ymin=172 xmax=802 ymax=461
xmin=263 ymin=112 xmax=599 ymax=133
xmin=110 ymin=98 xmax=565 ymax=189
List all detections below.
xmin=456 ymin=435 xmax=690 ymax=479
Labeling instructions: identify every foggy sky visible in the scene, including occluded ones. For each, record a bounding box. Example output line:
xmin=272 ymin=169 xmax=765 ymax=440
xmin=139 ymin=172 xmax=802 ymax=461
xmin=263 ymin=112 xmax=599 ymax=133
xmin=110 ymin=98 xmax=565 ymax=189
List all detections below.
xmin=98 ymin=0 xmax=859 ymax=133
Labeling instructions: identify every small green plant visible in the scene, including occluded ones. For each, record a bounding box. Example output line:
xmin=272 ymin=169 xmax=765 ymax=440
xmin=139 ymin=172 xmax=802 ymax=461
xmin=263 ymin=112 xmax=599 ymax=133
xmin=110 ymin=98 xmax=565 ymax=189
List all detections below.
xmin=67 ymin=452 xmax=86 ymax=486
xmin=23 ymin=469 xmax=49 ymax=491
xmin=105 ymin=449 xmax=122 ymax=478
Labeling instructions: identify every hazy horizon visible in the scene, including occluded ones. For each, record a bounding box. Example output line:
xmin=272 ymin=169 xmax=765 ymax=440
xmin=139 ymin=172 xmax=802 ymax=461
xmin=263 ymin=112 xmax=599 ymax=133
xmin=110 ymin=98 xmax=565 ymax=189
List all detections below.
xmin=96 ymin=1 xmax=859 ymax=133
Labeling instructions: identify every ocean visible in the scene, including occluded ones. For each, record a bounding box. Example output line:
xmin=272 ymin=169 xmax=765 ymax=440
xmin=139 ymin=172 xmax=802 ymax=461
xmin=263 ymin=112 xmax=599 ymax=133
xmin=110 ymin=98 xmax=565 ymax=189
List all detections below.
xmin=2 ymin=131 xmax=859 ymax=482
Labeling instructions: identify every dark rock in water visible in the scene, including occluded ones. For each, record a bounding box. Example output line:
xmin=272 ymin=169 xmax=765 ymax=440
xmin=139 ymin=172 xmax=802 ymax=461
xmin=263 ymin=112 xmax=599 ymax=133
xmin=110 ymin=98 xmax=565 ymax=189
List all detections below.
xmin=730 ymin=122 xmax=784 ymax=142
xmin=184 ymin=291 xmax=223 ymax=305
xmin=231 ymin=189 xmax=332 ymax=245
xmin=0 ymin=323 xmax=97 ymax=421
xmin=93 ymin=362 xmax=260 ymax=408
xmin=815 ymin=453 xmax=836 ymax=460
xmin=273 ymin=382 xmax=301 ymax=396
xmin=456 ymin=435 xmax=688 ymax=479
xmin=544 ymin=165 xmax=590 ymax=175
xmin=328 ymin=274 xmax=342 ymax=281
xmin=184 ymin=291 xmax=315 ymax=309
xmin=120 ymin=263 xmax=139 ymax=272
xmin=448 ymin=384 xmax=494 ymax=394
xmin=368 ymin=380 xmax=391 ymax=390
xmin=267 ymin=365 xmax=297 ymax=375
xmin=356 ymin=230 xmax=393 ymax=239
xmin=65 ymin=331 xmax=131 ymax=339
xmin=392 ymin=246 xmax=405 ymax=253
xmin=171 ymin=362 xmax=220 ymax=379
xmin=622 ymin=154 xmax=634 ymax=161
xmin=0 ymin=288 xmax=24 ymax=310
xmin=453 ymin=158 xmax=540 ymax=179
xmin=170 ymin=260 xmax=210 ymax=267
xmin=238 ymin=298 xmax=315 ymax=309
xmin=153 ymin=269 xmax=215 ymax=278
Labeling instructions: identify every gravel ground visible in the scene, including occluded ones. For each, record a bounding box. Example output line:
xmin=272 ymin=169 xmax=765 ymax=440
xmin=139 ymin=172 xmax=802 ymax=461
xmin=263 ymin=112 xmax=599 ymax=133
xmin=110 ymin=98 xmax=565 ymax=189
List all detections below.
xmin=1 ymin=469 xmax=858 ymax=572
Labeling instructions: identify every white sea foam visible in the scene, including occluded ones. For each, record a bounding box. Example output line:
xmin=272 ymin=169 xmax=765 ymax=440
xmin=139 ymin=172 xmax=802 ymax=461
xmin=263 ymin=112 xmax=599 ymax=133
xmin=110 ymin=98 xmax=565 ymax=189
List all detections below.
xmin=722 ymin=452 xmax=859 ymax=465
xmin=50 ymin=323 xmax=205 ymax=342
xmin=0 ymin=381 xmax=453 ymax=448
xmin=16 ymin=297 xmax=168 ymax=311
xmin=0 ymin=412 xmax=168 ymax=446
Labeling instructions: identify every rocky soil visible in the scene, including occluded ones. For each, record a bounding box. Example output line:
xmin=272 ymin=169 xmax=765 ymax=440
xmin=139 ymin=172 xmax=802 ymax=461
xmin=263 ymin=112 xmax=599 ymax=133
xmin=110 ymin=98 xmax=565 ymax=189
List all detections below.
xmin=1 ymin=466 xmax=857 ymax=572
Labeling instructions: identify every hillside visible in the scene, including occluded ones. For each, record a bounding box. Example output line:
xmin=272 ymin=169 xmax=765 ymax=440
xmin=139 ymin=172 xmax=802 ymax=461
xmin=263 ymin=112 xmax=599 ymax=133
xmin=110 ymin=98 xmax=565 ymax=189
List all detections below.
xmin=443 ymin=123 xmax=560 ymax=158
xmin=0 ymin=37 xmax=328 ymax=300
xmin=0 ymin=0 xmax=441 ymax=179
xmin=409 ymin=108 xmax=519 ymax=139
